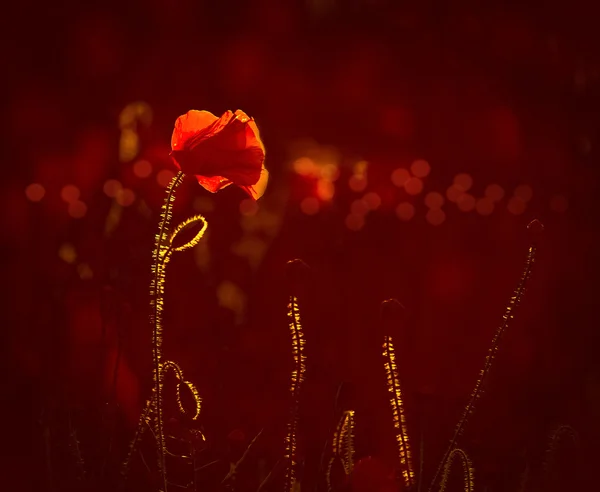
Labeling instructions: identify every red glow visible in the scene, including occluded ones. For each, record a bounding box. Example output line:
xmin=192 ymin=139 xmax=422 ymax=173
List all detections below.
xmin=475 ymin=197 xmax=494 ymax=216
xmin=507 ymin=196 xmax=527 ymax=215
xmin=550 ymin=194 xmax=568 ymax=213
xmin=395 ymin=202 xmax=415 ymax=221
xmin=345 ymin=213 xmax=365 ymax=231
xmin=363 ymin=192 xmax=381 ymax=210
xmin=426 ymin=208 xmax=446 ymax=226
xmin=446 ymin=185 xmax=462 ymax=203
xmin=157 ymin=169 xmax=175 ymax=188
xmin=300 ymin=196 xmax=319 ymax=215
xmin=391 ymin=168 xmax=410 ymax=188
xmin=116 ymin=189 xmax=135 ymax=207
xmin=453 ymin=173 xmax=473 ymax=192
xmin=68 ymin=200 xmax=87 ymax=218
xmin=485 ymin=183 xmax=505 ymax=202
xmin=25 ymin=183 xmax=45 ymax=202
xmin=410 ymin=159 xmax=431 ymax=178
xmin=457 ymin=193 xmax=476 ymax=212
xmin=61 ymin=184 xmax=80 ymax=203
xmin=349 ymin=175 xmax=368 ymax=192
xmin=103 ymin=179 xmax=122 ymax=197
xmin=133 ymin=159 xmax=152 ymax=178
xmin=351 ymin=199 xmax=369 ymax=216
xmin=514 ymin=184 xmax=533 ymax=202
xmin=404 ymin=177 xmax=423 ymax=195
xmin=425 ymin=192 xmax=444 ymax=209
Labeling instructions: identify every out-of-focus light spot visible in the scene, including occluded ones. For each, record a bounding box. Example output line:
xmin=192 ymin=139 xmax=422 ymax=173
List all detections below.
xmin=321 ymin=163 xmax=340 ymax=181
xmin=363 ymin=192 xmax=381 ymax=210
xmin=395 ymin=202 xmax=415 ymax=221
xmin=391 ymin=168 xmax=410 ymax=188
xmin=25 ymin=183 xmax=45 ymax=202
xmin=293 ymin=157 xmax=318 ymax=176
xmin=425 ymin=192 xmax=444 ymax=209
xmin=68 ymin=201 xmax=87 ymax=218
xmin=453 ymin=173 xmax=473 ymax=192
xmin=240 ymin=198 xmax=259 ymax=216
xmin=116 ymin=188 xmax=135 ymax=207
xmin=457 ymin=193 xmax=476 ymax=212
xmin=404 ymin=177 xmax=423 ymax=195
xmin=475 ymin=197 xmax=494 ymax=216
xmin=577 ymin=136 xmax=592 ymax=155
xmin=507 ymin=196 xmax=527 ymax=215
xmin=485 ymin=184 xmax=505 ymax=202
xmin=345 ymin=213 xmax=365 ymax=231
xmin=351 ymin=199 xmax=369 ymax=216
xmin=133 ymin=159 xmax=152 ymax=178
xmin=514 ymin=184 xmax=533 ymax=202
xmin=426 ymin=208 xmax=446 ymax=226
xmin=77 ymin=263 xmax=93 ymax=280
xmin=410 ymin=159 xmax=431 ymax=178
xmin=353 ymin=160 xmax=368 ymax=177
xmin=61 ymin=185 xmax=80 ymax=203
xmin=193 ymin=196 xmax=215 ymax=213
xmin=300 ymin=196 xmax=320 ymax=215
xmin=119 ymin=101 xmax=152 ymax=163
xmin=349 ymin=175 xmax=368 ymax=192
xmin=217 ymin=280 xmax=246 ymax=324
xmin=446 ymin=185 xmax=462 ymax=203
xmin=157 ymin=169 xmax=175 ymax=188
xmin=317 ymin=179 xmax=335 ymax=201
xmin=59 ymin=243 xmax=77 ymax=264
xmin=550 ymin=194 xmax=568 ymax=213
xmin=103 ymin=179 xmax=122 ymax=198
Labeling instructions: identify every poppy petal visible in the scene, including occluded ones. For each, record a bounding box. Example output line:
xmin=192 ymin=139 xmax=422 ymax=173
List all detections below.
xmin=196 ymin=175 xmax=233 ymax=193
xmin=171 ymin=110 xmax=219 ymax=150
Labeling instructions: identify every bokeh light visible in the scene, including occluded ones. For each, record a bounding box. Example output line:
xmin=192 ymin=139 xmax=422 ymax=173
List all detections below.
xmin=317 ymin=179 xmax=335 ymax=201
xmin=457 ymin=193 xmax=476 ymax=212
xmin=345 ymin=213 xmax=365 ymax=231
xmin=514 ymin=184 xmax=533 ymax=202
xmin=363 ymin=192 xmax=381 ymax=210
xmin=426 ymin=208 xmax=446 ymax=226
xmin=61 ymin=184 xmax=80 ymax=203
xmin=395 ymin=202 xmax=415 ymax=221
xmin=485 ymin=184 xmax=505 ymax=202
xmin=240 ymin=198 xmax=259 ymax=216
xmin=25 ymin=183 xmax=45 ymax=202
xmin=351 ymin=199 xmax=369 ymax=216
xmin=103 ymin=179 xmax=122 ymax=198
xmin=133 ymin=159 xmax=153 ymax=178
xmin=58 ymin=243 xmax=77 ymax=264
xmin=446 ymin=185 xmax=462 ymax=203
xmin=410 ymin=159 xmax=431 ymax=178
xmin=157 ymin=169 xmax=176 ymax=188
xmin=77 ymin=263 xmax=94 ymax=280
xmin=68 ymin=200 xmax=87 ymax=218
xmin=475 ymin=197 xmax=494 ymax=216
xmin=404 ymin=177 xmax=424 ymax=195
xmin=293 ymin=157 xmax=318 ymax=176
xmin=424 ymin=192 xmax=444 ymax=209
xmin=550 ymin=194 xmax=569 ymax=213
xmin=453 ymin=173 xmax=473 ymax=192
xmin=116 ymin=188 xmax=135 ymax=207
xmin=300 ymin=196 xmax=320 ymax=215
xmin=507 ymin=196 xmax=527 ymax=215
xmin=349 ymin=175 xmax=368 ymax=192
xmin=391 ymin=168 xmax=410 ymax=188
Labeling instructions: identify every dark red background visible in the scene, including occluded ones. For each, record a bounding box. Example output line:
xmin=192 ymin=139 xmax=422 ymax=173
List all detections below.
xmin=2 ymin=1 xmax=599 ymax=491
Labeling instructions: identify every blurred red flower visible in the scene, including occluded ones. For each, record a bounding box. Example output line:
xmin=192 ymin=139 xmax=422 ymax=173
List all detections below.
xmin=170 ymin=109 xmax=268 ymax=199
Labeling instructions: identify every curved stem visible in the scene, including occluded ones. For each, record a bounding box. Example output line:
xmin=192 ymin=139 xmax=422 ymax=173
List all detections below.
xmin=151 ymin=171 xmax=184 ymax=492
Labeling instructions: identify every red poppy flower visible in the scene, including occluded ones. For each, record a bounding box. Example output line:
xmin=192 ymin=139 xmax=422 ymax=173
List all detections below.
xmin=170 ymin=109 xmax=268 ymax=199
